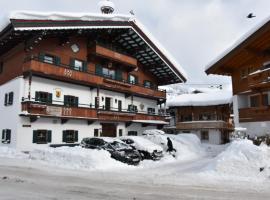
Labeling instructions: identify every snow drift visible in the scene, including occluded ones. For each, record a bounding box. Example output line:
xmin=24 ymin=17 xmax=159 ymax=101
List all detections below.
xmin=203 ymin=140 xmax=270 ymax=179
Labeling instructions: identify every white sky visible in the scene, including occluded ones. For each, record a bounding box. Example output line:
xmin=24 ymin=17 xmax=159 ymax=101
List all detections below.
xmin=1 ymin=0 xmax=270 ymax=87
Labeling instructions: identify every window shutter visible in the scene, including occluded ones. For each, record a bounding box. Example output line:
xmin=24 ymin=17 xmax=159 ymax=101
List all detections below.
xmin=38 ymin=53 xmax=45 ymax=62
xmin=4 ymin=93 xmax=8 ymax=106
xmin=8 ymin=92 xmax=14 ymax=105
xmin=2 ymin=129 xmax=5 ymax=141
xmin=95 ymin=64 xmax=103 ymax=76
xmin=70 ymin=58 xmax=75 ymax=69
xmin=47 ymin=130 xmax=52 ymax=143
xmin=6 ymin=129 xmax=11 ymax=143
xmin=75 ymin=131 xmax=79 ymax=142
xmin=54 ymin=56 xmax=61 ymax=66
xmin=115 ymin=69 xmax=122 ymax=81
xmin=128 ymin=75 xmax=131 ymax=83
xmin=82 ymin=61 xmax=87 ymax=72
xmin=48 ymin=93 xmax=53 ymax=104
xmin=135 ymin=77 xmax=139 ymax=84
xmin=33 ymin=130 xmax=38 ymax=143
xmin=62 ymin=130 xmax=67 ymax=143
xmin=35 ymin=91 xmax=40 ymax=102
xmin=75 ymin=97 xmax=79 ymax=107
xmin=64 ymin=95 xmax=67 ymax=106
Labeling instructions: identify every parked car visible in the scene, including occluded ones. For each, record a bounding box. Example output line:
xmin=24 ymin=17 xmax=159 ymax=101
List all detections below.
xmin=80 ymin=137 xmax=142 ymax=165
xmin=120 ymin=136 xmax=163 ymax=160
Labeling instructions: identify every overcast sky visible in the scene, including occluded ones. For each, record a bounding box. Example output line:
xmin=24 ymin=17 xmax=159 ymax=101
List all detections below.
xmin=1 ymin=0 xmax=270 ymax=87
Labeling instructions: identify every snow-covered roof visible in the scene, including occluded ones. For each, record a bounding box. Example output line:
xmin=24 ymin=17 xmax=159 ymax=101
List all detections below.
xmin=205 ymin=15 xmax=270 ymax=73
xmin=0 ymin=11 xmax=187 ymax=83
xmin=167 ymin=89 xmax=232 ymax=107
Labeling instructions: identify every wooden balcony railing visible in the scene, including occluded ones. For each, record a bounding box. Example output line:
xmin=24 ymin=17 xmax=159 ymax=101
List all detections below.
xmin=89 ymin=44 xmax=137 ymax=68
xmin=239 ymin=107 xmax=270 ymax=122
xmin=176 ymin=121 xmax=233 ymax=130
xmin=247 ymin=68 xmax=270 ymax=89
xmin=21 ymin=102 xmax=166 ymax=122
xmin=22 ymin=59 xmax=166 ymax=100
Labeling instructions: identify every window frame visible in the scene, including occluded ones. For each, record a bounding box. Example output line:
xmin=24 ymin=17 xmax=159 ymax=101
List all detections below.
xmin=2 ymin=129 xmax=11 ymax=144
xmin=143 ymin=80 xmax=152 ymax=89
xmin=63 ymin=130 xmax=78 ymax=143
xmin=4 ymin=92 xmax=14 ymax=106
xmin=201 ymin=130 xmax=209 ymax=141
xmin=33 ymin=130 xmax=52 ymax=144
xmin=250 ymin=95 xmax=260 ymax=108
xmin=64 ymin=95 xmax=79 ymax=107
xmin=35 ymin=91 xmax=53 ymax=104
xmin=128 ymin=74 xmax=138 ymax=85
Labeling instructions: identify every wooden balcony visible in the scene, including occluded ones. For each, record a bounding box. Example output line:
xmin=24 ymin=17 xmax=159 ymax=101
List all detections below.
xmin=22 ymin=59 xmax=166 ymax=100
xmin=176 ymin=121 xmax=233 ymax=130
xmin=239 ymin=107 xmax=270 ymax=122
xmin=89 ymin=44 xmax=137 ymax=68
xmin=21 ymin=102 xmax=166 ymax=123
xmin=247 ymin=69 xmax=270 ymax=89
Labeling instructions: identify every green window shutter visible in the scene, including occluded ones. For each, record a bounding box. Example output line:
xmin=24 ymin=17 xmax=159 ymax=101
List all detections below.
xmin=8 ymin=92 xmax=14 ymax=105
xmin=33 ymin=130 xmax=38 ymax=143
xmin=82 ymin=61 xmax=87 ymax=72
xmin=54 ymin=56 xmax=61 ymax=66
xmin=75 ymin=131 xmax=78 ymax=142
xmin=95 ymin=64 xmax=103 ymax=76
xmin=47 ymin=130 xmax=52 ymax=143
xmin=6 ymin=129 xmax=11 ymax=143
xmin=38 ymin=53 xmax=45 ymax=62
xmin=64 ymin=95 xmax=68 ymax=106
xmin=75 ymin=97 xmax=79 ymax=107
xmin=48 ymin=93 xmax=53 ymax=104
xmin=115 ymin=69 xmax=122 ymax=81
xmin=35 ymin=92 xmax=40 ymax=102
xmin=4 ymin=93 xmax=8 ymax=106
xmin=62 ymin=130 xmax=67 ymax=143
xmin=70 ymin=58 xmax=75 ymax=69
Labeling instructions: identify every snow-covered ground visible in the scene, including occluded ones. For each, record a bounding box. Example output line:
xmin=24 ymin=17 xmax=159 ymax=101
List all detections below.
xmin=0 ymin=135 xmax=270 ymax=199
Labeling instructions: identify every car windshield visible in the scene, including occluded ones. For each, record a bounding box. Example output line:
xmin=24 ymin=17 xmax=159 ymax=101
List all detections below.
xmin=110 ymin=141 xmax=131 ymax=150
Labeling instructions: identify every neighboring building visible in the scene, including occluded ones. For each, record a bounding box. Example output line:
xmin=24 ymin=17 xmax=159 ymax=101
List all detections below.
xmin=205 ymin=17 xmax=270 ymax=138
xmin=166 ymin=89 xmax=233 ymax=144
xmin=0 ymin=4 xmax=187 ymax=150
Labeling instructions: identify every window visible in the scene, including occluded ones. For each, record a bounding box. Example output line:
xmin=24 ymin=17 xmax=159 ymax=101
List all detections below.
xmin=128 ymin=104 xmax=138 ymax=113
xmin=35 ymin=91 xmax=52 ymax=104
xmin=102 ymin=67 xmax=115 ymax=79
xmin=0 ymin=62 xmax=3 ymax=74
xmin=63 ymin=130 xmax=78 ymax=143
xmin=199 ymin=113 xmax=215 ymax=121
xmin=95 ymin=97 xmax=99 ymax=109
xmin=180 ymin=114 xmax=192 ymax=122
xmin=201 ymin=131 xmax=209 ymax=141
xmin=71 ymin=59 xmax=87 ymax=72
xmin=39 ymin=53 xmax=61 ymax=66
xmin=64 ymin=95 xmax=79 ymax=107
xmin=147 ymin=108 xmax=156 ymax=115
xmin=94 ymin=129 xmax=99 ymax=137
xmin=128 ymin=131 xmax=137 ymax=136
xmin=119 ymin=129 xmax=123 ymax=137
xmin=144 ymin=80 xmax=152 ymax=88
xmin=33 ymin=130 xmax=52 ymax=144
xmin=250 ymin=95 xmax=259 ymax=107
xmin=262 ymin=94 xmax=269 ymax=106
xmin=4 ymin=92 xmax=13 ymax=106
xmin=2 ymin=129 xmax=11 ymax=144
xmin=128 ymin=74 xmax=138 ymax=84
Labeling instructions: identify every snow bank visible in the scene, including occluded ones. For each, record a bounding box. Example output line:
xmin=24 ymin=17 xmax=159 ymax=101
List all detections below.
xmin=0 ymin=146 xmax=27 ymax=159
xmin=203 ymin=140 xmax=270 ymax=179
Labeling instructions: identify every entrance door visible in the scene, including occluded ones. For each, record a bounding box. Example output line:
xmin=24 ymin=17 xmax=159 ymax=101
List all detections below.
xmin=101 ymin=123 xmax=117 ymax=137
xmin=105 ymin=97 xmax=111 ymax=111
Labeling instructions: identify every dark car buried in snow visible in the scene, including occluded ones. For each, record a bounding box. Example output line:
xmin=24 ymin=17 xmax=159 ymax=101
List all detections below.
xmin=80 ymin=137 xmax=141 ymax=165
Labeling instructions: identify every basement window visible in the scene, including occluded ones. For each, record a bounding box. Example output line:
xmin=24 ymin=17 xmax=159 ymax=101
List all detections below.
xmin=63 ymin=130 xmax=78 ymax=143
xmin=33 ymin=130 xmax=52 ymax=144
xmin=2 ymin=129 xmax=11 ymax=144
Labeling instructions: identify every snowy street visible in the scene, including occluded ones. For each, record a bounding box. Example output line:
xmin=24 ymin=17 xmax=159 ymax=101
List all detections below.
xmin=0 ymin=140 xmax=270 ymax=200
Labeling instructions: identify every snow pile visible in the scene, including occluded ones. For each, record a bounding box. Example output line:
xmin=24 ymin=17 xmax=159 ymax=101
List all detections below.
xmin=143 ymin=129 xmax=165 ymax=135
xmin=143 ymin=130 xmax=205 ymax=161
xmin=0 ymin=146 xmax=27 ymax=159
xmin=28 ymin=146 xmax=129 ymax=171
xmin=203 ymin=140 xmax=270 ymax=179
xmin=167 ymin=89 xmax=232 ymax=107
xmin=120 ymin=136 xmax=163 ymax=153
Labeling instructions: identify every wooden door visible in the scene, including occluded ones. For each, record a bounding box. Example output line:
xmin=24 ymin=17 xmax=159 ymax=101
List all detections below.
xmin=101 ymin=123 xmax=117 ymax=137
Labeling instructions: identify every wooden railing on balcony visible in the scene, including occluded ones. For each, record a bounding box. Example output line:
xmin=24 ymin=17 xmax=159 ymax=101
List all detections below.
xmin=21 ymin=102 xmax=166 ymax=122
xmin=22 ymin=59 xmax=166 ymax=100
xmin=247 ymin=68 xmax=270 ymax=89
xmin=89 ymin=44 xmax=137 ymax=68
xmin=239 ymin=107 xmax=270 ymax=122
xmin=176 ymin=121 xmax=233 ymax=130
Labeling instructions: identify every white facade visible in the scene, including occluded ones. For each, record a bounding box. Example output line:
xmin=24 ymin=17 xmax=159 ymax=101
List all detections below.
xmin=0 ymin=76 xmax=160 ymax=151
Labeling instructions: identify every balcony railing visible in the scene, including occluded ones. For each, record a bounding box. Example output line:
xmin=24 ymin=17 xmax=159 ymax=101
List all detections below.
xmin=21 ymin=100 xmax=167 ymax=122
xmin=247 ymin=68 xmax=270 ymax=89
xmin=176 ymin=121 xmax=233 ymax=130
xmin=239 ymin=107 xmax=270 ymax=122
xmin=22 ymin=57 xmax=166 ymax=100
